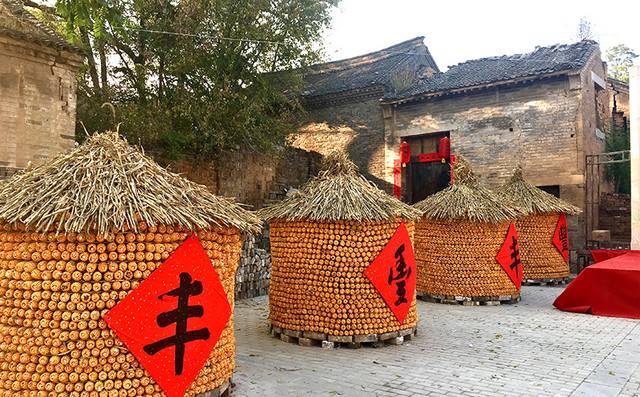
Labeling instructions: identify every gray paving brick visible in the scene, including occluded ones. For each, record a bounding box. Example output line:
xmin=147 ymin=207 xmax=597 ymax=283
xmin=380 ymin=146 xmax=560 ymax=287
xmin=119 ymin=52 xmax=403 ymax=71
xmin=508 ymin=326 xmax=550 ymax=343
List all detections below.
xmin=232 ymin=286 xmax=640 ymax=397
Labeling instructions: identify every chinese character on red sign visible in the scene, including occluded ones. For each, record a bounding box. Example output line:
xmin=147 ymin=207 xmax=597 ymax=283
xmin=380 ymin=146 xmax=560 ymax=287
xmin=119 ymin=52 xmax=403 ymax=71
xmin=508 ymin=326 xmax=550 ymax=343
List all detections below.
xmin=553 ymin=213 xmax=570 ymax=263
xmin=495 ymin=223 xmax=522 ymax=289
xmin=103 ymin=234 xmax=231 ymax=397
xmin=364 ymin=223 xmax=416 ymax=324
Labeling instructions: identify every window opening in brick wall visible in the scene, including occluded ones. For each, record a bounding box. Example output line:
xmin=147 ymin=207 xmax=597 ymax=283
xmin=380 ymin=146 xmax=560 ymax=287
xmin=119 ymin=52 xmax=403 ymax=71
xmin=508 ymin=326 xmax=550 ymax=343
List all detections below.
xmin=538 ymin=185 xmax=560 ymax=198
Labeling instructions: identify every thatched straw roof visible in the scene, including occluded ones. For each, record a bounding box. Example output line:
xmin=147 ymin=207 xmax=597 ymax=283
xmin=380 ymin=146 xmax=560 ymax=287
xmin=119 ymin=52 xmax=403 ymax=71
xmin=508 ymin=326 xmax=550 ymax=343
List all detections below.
xmin=414 ymin=156 xmax=521 ymax=223
xmin=0 ymin=131 xmax=261 ymax=234
xmin=497 ymin=165 xmax=581 ymax=216
xmin=258 ymin=151 xmax=421 ymax=222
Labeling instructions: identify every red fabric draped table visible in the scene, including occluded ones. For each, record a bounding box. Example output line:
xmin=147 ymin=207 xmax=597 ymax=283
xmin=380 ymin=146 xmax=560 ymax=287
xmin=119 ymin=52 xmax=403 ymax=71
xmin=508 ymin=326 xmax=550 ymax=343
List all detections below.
xmin=590 ymin=249 xmax=632 ymax=263
xmin=554 ymin=251 xmax=640 ymax=319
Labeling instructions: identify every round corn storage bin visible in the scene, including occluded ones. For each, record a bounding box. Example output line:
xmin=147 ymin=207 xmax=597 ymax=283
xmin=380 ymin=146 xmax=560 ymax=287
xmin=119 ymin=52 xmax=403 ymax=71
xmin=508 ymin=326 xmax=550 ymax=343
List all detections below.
xmin=413 ymin=157 xmax=522 ymax=305
xmin=259 ymin=152 xmax=422 ymax=347
xmin=497 ymin=166 xmax=580 ymax=285
xmin=0 ymin=132 xmax=260 ymax=397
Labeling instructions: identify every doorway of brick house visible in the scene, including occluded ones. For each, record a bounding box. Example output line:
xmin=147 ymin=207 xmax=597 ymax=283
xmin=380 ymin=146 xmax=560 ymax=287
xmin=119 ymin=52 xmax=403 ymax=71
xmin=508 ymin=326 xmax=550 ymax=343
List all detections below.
xmin=402 ymin=131 xmax=451 ymax=204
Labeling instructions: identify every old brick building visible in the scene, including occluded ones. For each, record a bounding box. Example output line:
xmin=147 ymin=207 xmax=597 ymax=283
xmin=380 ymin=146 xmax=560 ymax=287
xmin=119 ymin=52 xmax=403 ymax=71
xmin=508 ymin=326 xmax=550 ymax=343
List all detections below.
xmin=609 ymin=77 xmax=630 ymax=131
xmin=293 ymin=39 xmax=610 ymax=251
xmin=0 ymin=0 xmax=83 ymax=177
xmin=292 ymin=37 xmax=438 ymax=189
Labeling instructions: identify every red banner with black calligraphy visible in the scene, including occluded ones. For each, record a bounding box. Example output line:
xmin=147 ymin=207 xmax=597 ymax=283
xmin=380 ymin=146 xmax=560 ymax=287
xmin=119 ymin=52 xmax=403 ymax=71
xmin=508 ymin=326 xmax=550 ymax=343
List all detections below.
xmin=364 ymin=223 xmax=416 ymax=324
xmin=553 ymin=213 xmax=570 ymax=263
xmin=104 ymin=235 xmax=231 ymax=397
xmin=495 ymin=223 xmax=523 ymax=289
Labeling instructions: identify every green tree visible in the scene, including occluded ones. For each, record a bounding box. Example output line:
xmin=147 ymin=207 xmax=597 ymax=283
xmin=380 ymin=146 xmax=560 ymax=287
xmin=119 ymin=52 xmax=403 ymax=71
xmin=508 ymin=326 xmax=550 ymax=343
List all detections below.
xmin=606 ymin=125 xmax=631 ymax=194
xmin=606 ymin=44 xmax=638 ymax=82
xmin=36 ymin=0 xmax=337 ymax=160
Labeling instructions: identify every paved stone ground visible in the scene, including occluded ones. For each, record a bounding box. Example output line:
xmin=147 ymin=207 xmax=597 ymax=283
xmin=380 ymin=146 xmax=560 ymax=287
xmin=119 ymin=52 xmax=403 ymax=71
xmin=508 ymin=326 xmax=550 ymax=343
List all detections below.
xmin=232 ymin=286 xmax=640 ymax=397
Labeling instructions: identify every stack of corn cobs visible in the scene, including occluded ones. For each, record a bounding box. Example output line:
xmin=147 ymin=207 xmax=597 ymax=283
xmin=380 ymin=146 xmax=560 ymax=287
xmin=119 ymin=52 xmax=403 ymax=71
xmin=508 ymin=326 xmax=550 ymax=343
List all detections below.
xmin=268 ymin=219 xmax=418 ymax=336
xmin=0 ymin=221 xmax=241 ymax=397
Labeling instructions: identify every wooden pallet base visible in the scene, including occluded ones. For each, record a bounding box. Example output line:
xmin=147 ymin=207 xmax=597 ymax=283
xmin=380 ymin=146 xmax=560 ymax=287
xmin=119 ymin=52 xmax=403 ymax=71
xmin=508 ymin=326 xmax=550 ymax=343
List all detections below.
xmin=196 ymin=379 xmax=231 ymax=397
xmin=417 ymin=292 xmax=520 ymax=306
xmin=269 ymin=325 xmax=417 ymax=348
xmin=522 ymin=277 xmax=570 ymax=286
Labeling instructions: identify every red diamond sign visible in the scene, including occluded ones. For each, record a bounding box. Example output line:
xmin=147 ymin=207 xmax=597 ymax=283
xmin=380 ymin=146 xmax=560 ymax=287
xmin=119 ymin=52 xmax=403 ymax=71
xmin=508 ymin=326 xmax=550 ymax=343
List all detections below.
xmin=552 ymin=213 xmax=570 ymax=263
xmin=364 ymin=223 xmax=415 ymax=324
xmin=103 ymin=234 xmax=231 ymax=397
xmin=495 ymin=223 xmax=522 ymax=289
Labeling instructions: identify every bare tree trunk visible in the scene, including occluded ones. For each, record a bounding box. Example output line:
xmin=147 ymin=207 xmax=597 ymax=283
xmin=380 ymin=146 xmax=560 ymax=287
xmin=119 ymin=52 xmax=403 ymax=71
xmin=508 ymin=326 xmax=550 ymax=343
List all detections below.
xmin=99 ymin=42 xmax=108 ymax=93
xmin=79 ymin=27 xmax=101 ymax=93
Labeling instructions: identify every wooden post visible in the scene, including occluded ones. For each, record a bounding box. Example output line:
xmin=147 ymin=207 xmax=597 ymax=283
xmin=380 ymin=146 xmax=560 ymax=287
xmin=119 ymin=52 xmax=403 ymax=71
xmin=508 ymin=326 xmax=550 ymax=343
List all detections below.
xmin=631 ymin=63 xmax=640 ymax=249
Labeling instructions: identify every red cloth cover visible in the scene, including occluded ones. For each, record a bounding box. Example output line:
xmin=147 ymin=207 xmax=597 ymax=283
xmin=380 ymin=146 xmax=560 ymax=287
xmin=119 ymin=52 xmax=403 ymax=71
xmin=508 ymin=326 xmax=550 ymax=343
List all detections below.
xmin=554 ymin=251 xmax=640 ymax=319
xmin=591 ymin=249 xmax=632 ymax=263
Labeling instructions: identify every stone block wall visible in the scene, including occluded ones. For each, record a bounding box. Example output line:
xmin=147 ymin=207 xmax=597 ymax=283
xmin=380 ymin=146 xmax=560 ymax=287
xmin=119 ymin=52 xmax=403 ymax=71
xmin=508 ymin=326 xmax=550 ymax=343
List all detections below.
xmin=0 ymin=36 xmax=82 ymax=175
xmin=235 ymin=233 xmax=271 ymax=299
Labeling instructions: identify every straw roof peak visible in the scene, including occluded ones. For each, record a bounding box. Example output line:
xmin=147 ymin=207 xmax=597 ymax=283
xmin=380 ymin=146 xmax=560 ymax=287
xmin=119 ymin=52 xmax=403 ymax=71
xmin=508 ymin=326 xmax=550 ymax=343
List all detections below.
xmin=413 ymin=156 xmax=521 ymax=223
xmin=0 ymin=131 xmax=261 ymax=234
xmin=497 ymin=165 xmax=581 ymax=216
xmin=321 ymin=150 xmax=358 ymax=176
xmin=451 ymin=156 xmax=479 ymax=187
xmin=258 ymin=151 xmax=420 ymax=222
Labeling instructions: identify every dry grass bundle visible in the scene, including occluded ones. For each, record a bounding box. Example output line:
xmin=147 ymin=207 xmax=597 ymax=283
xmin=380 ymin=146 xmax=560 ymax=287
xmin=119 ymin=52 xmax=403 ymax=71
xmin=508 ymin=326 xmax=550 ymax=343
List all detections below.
xmin=0 ymin=222 xmax=240 ymax=396
xmin=0 ymin=131 xmax=261 ymax=236
xmin=497 ymin=166 xmax=577 ymax=282
xmin=496 ymin=166 xmax=581 ymax=216
xmin=414 ymin=157 xmax=521 ymax=224
xmin=258 ymin=151 xmax=421 ymax=222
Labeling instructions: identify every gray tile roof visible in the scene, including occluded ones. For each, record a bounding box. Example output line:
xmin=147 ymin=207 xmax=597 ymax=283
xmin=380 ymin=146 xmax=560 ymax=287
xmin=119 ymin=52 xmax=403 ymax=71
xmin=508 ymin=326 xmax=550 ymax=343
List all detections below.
xmin=0 ymin=0 xmax=82 ymax=54
xmin=386 ymin=40 xmax=599 ymax=102
xmin=302 ymin=36 xmax=439 ymax=98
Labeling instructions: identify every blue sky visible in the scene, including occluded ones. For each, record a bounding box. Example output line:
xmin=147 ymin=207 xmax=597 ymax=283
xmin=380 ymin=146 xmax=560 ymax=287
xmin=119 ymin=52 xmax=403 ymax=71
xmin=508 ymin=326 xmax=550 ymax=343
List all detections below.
xmin=323 ymin=0 xmax=640 ymax=69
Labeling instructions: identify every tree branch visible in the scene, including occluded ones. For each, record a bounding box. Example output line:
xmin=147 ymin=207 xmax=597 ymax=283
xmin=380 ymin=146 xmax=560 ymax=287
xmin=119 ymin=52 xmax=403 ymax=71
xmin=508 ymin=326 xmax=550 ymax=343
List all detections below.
xmin=22 ymin=0 xmax=57 ymax=15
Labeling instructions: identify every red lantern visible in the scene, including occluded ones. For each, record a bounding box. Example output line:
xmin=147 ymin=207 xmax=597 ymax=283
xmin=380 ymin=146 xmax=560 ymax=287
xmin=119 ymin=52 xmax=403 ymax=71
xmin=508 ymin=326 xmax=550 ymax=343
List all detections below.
xmin=438 ymin=137 xmax=450 ymax=159
xmin=399 ymin=142 xmax=410 ymax=164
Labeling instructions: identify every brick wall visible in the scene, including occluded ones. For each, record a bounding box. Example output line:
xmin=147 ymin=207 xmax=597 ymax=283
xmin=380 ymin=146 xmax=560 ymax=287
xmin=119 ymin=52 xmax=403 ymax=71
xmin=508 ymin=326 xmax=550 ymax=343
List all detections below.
xmin=386 ymin=55 xmax=609 ymax=251
xmin=292 ymin=95 xmax=390 ymax=190
xmin=599 ymin=193 xmax=631 ymax=242
xmin=167 ymin=146 xmax=321 ymax=210
xmin=0 ymin=36 xmax=82 ymax=173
